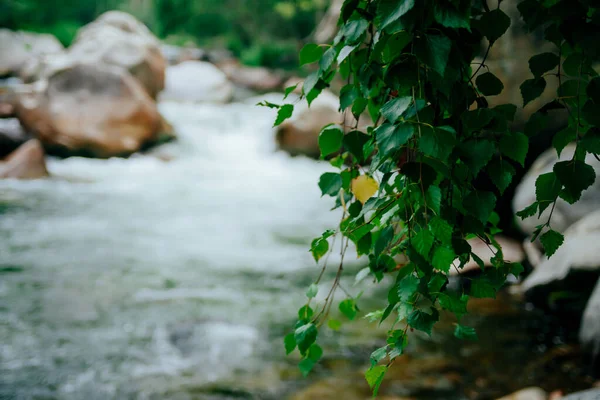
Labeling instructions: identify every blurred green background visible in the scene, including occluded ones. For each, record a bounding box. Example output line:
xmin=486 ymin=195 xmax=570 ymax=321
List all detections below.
xmin=0 ymin=0 xmax=328 ymax=70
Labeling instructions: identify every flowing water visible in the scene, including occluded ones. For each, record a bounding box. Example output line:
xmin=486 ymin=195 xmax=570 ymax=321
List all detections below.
xmin=0 ymin=100 xmax=594 ymax=400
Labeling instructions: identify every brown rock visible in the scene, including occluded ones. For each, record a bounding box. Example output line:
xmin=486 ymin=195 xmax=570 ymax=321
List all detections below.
xmin=0 ymin=139 xmax=48 ymax=179
xmin=15 ymin=63 xmax=162 ymax=158
xmin=218 ymin=60 xmax=283 ymax=92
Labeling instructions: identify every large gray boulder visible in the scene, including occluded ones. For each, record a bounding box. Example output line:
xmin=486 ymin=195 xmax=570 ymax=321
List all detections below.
xmin=513 ymin=144 xmax=600 ymax=236
xmin=0 ymin=29 xmax=64 ymax=77
xmin=22 ymin=11 xmax=166 ymax=99
xmin=159 ymin=61 xmax=233 ymax=104
xmin=522 ymin=210 xmax=600 ymax=292
xmin=15 ymin=63 xmax=166 ymax=158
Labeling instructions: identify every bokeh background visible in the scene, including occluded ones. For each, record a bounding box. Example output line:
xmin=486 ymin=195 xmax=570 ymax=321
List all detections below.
xmin=1 ymin=1 xmax=599 ymax=399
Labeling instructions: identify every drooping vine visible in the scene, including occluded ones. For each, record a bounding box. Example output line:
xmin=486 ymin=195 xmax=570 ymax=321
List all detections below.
xmin=262 ymin=0 xmax=600 ymax=394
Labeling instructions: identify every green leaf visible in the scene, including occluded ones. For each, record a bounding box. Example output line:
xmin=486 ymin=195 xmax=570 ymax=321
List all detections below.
xmin=432 ymin=246 xmax=456 ymax=273
xmin=365 ymin=365 xmax=387 ymax=397
xmin=343 ymin=130 xmax=370 ymax=162
xmin=408 ymin=308 xmax=439 ymax=335
xmin=299 ymin=43 xmax=323 ymax=66
xmin=494 ymin=104 xmax=518 ymax=121
xmin=377 ymin=0 xmax=415 ymax=29
xmin=376 ymin=123 xmax=414 ymax=156
xmin=370 ymin=346 xmax=388 ymax=366
xmin=308 ymin=343 xmax=323 ymax=361
xmin=298 ymin=358 xmax=315 ymax=376
xmin=397 ymin=274 xmax=419 ymax=302
xmin=380 ymin=32 xmax=411 ymax=63
xmin=419 ymin=126 xmax=456 ymax=162
xmin=380 ymin=97 xmax=412 ymax=123
xmin=318 ymin=125 xmax=344 ymax=157
xmin=582 ymin=101 xmax=600 ymax=127
xmin=416 ymin=34 xmax=452 ymax=77
xmin=433 ymin=1 xmax=470 ymax=29
xmin=470 ymin=278 xmax=497 ymax=298
xmin=517 ymin=202 xmax=538 ymax=219
xmin=552 ymin=127 xmax=576 ymax=157
xmin=454 ymin=324 xmax=478 ymax=341
xmin=284 ymin=333 xmax=296 ymax=355
xmin=413 ymin=229 xmax=434 ymax=258
xmin=438 ymin=292 xmax=468 ymax=319
xmin=581 ymin=129 xmax=600 ymax=154
xmin=587 ymin=77 xmax=600 ymax=104
xmin=429 ymin=216 xmax=453 ymax=244
xmin=294 ymin=323 xmax=318 ymax=355
xmin=274 ymin=104 xmax=294 ymax=127
xmin=476 ymin=72 xmax=504 ymax=96
xmin=540 ymin=229 xmax=564 ymax=257
xmin=428 ymin=273 xmax=447 ymax=294
xmin=340 ymin=84 xmax=359 ymax=110
xmin=310 ymin=237 xmax=329 ymax=263
xmin=510 ymin=262 xmax=525 ymax=278
xmin=520 ymin=77 xmax=546 ymax=107
xmin=318 ymin=172 xmax=343 ymax=197
xmin=554 ymin=160 xmax=596 ymax=204
xmin=337 ymin=44 xmax=357 ymax=64
xmin=306 ymin=283 xmax=318 ymax=298
xmin=499 ymin=132 xmax=529 ymax=166
xmin=298 ymin=305 xmax=314 ymax=320
xmin=283 ymin=85 xmax=298 ymax=99
xmin=525 ymin=111 xmax=549 ymax=137
xmin=342 ymin=18 xmax=369 ymax=44
xmin=319 ymin=47 xmax=337 ymax=71
xmin=535 ymin=172 xmax=562 ymax=214
xmin=463 ymin=191 xmax=496 ymax=224
xmin=427 ymin=185 xmax=442 ymax=215
xmin=339 ymin=298 xmax=358 ymax=320
xmin=459 ymin=140 xmax=495 ymax=176
xmin=462 ymin=109 xmax=494 ymax=132
xmin=479 ymin=9 xmax=511 ymax=43
xmin=529 ymin=52 xmax=559 ymax=78
xmin=328 ymin=318 xmax=342 ymax=331
xmin=487 ymin=159 xmax=516 ymax=194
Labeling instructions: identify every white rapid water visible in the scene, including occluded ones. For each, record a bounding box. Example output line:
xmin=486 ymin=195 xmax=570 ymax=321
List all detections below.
xmin=0 ymin=100 xmax=353 ymax=399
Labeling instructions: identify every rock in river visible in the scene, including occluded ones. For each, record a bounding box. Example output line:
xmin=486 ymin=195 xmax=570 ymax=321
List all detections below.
xmin=0 ymin=139 xmax=48 ymax=179
xmin=15 ymin=63 xmax=166 ymax=158
xmin=160 ymin=61 xmax=233 ymax=104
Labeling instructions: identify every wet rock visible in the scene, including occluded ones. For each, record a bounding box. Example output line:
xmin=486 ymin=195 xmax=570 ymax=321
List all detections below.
xmin=160 ymin=44 xmax=206 ymax=65
xmin=0 ymin=118 xmax=30 ymax=157
xmin=22 ymin=12 xmax=166 ymax=100
xmin=15 ymin=63 xmax=163 ymax=158
xmin=0 ymin=29 xmax=64 ymax=77
xmin=450 ymin=235 xmax=525 ymax=276
xmin=496 ymin=387 xmax=547 ymax=400
xmin=561 ymin=389 xmax=600 ymax=400
xmin=160 ymin=61 xmax=233 ymax=104
xmin=276 ymin=90 xmax=359 ymax=158
xmin=522 ymin=210 xmax=600 ymax=292
xmin=513 ymin=145 xmax=600 ymax=237
xmin=289 ymin=377 xmax=367 ymax=400
xmin=0 ymin=139 xmax=48 ymax=179
xmin=579 ymin=279 xmax=600 ymax=357
xmin=218 ymin=60 xmax=283 ymax=92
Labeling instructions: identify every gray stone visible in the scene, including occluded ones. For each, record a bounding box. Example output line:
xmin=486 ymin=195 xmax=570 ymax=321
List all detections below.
xmin=561 ymin=389 xmax=600 ymax=400
xmin=580 ymin=279 xmax=600 ymax=357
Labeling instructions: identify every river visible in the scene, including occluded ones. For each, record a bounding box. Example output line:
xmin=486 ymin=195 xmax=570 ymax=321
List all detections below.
xmin=0 ymin=100 xmax=594 ymax=399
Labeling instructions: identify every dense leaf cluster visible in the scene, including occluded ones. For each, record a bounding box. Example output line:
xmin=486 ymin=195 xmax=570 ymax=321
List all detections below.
xmin=266 ymin=0 xmax=600 ymax=393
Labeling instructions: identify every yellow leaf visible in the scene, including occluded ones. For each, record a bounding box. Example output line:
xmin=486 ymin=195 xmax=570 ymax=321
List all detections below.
xmin=351 ymin=175 xmax=379 ymax=204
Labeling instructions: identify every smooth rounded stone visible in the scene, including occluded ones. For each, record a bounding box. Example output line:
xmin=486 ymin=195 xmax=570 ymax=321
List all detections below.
xmin=218 ymin=61 xmax=283 ymax=92
xmin=450 ymin=235 xmax=525 ymax=276
xmin=579 ymin=279 xmax=600 ymax=356
xmin=560 ymin=389 xmax=600 ymax=400
xmin=22 ymin=11 xmax=166 ymax=100
xmin=0 ymin=118 xmax=30 ymax=157
xmin=0 ymin=139 xmax=48 ymax=179
xmin=0 ymin=29 xmax=64 ymax=77
xmin=513 ymin=144 xmax=600 ymax=238
xmin=160 ymin=44 xmax=206 ymax=65
xmin=522 ymin=209 xmax=600 ymax=292
xmin=496 ymin=387 xmax=547 ymax=400
xmin=159 ymin=61 xmax=233 ymax=104
xmin=15 ymin=63 xmax=165 ymax=158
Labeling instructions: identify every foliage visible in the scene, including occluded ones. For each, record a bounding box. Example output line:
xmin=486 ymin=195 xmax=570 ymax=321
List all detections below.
xmin=270 ymin=0 xmax=600 ymax=393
